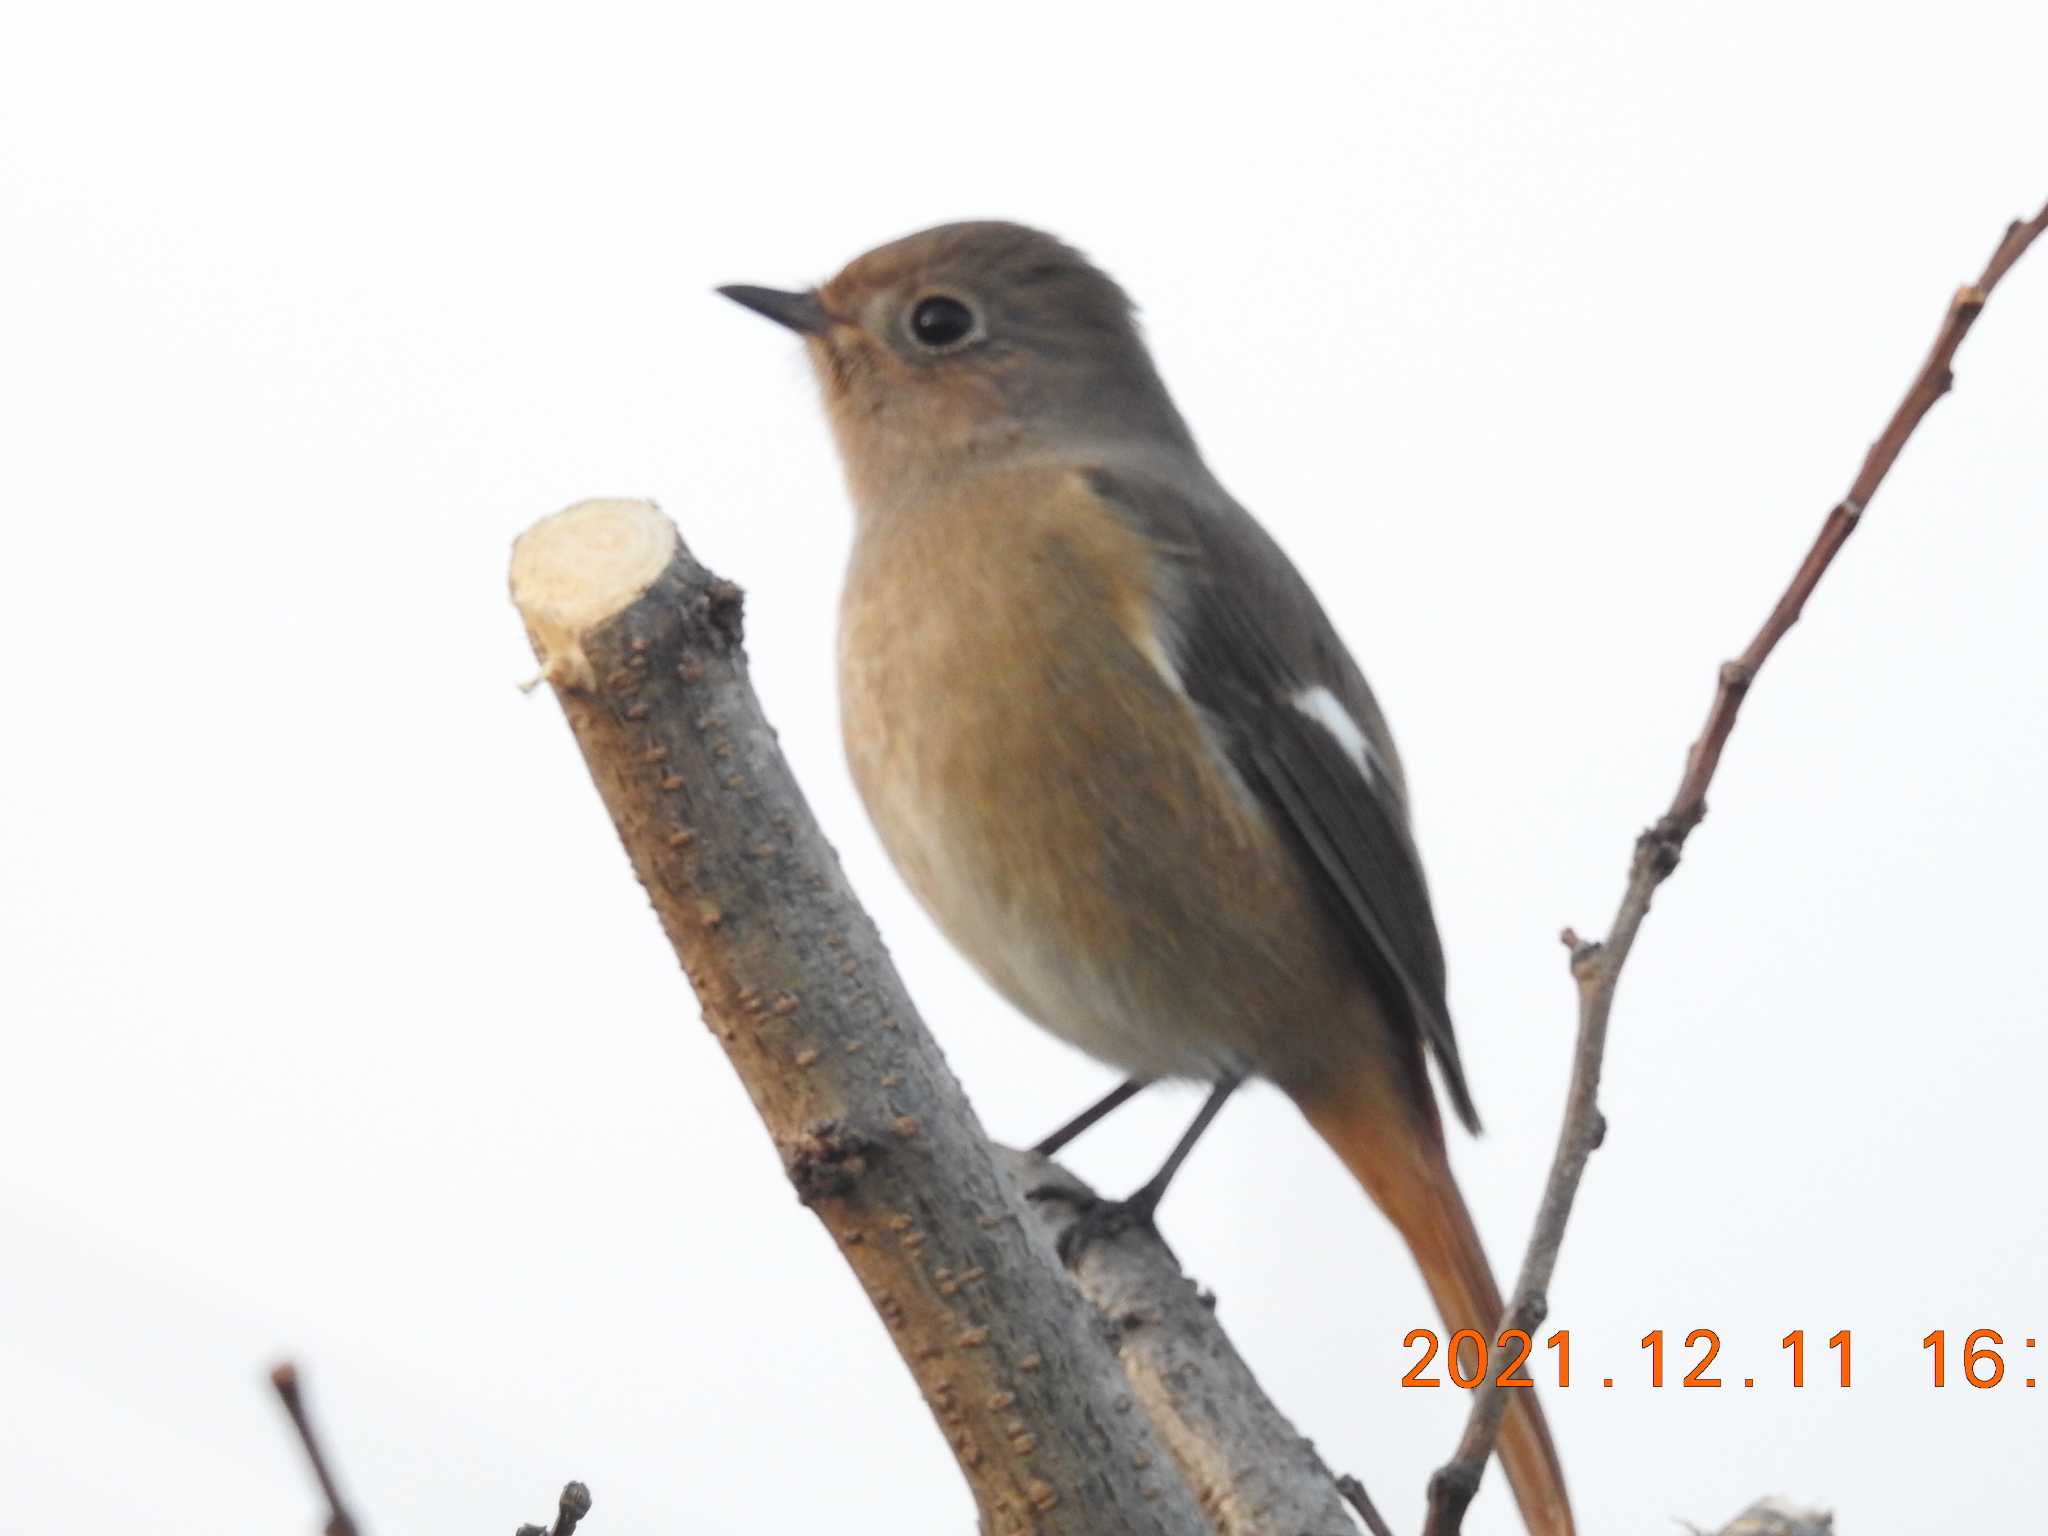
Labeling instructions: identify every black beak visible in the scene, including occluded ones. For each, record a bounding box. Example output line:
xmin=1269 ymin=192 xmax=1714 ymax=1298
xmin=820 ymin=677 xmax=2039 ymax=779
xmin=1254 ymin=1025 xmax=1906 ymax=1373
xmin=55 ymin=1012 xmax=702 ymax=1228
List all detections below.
xmin=717 ymin=284 xmax=832 ymax=337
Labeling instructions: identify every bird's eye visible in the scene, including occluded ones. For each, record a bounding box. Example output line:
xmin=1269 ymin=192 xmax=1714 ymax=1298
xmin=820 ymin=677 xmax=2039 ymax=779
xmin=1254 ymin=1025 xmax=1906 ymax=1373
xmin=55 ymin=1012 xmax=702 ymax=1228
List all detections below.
xmin=908 ymin=295 xmax=978 ymax=350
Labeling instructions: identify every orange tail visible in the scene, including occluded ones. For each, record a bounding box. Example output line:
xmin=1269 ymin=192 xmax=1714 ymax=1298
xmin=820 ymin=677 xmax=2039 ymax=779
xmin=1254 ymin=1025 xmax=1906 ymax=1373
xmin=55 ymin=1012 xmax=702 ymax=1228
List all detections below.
xmin=1295 ymin=1081 xmax=1575 ymax=1536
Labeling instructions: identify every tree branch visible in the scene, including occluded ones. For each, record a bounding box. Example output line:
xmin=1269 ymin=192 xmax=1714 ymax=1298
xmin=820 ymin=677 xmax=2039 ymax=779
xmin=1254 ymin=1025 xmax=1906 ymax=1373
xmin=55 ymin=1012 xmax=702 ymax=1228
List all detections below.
xmin=1003 ymin=1149 xmax=1362 ymax=1535
xmin=271 ymin=1360 xmax=594 ymax=1535
xmin=1422 ymin=199 xmax=2048 ymax=1536
xmin=270 ymin=1363 xmax=362 ymax=1536
xmin=1338 ymin=1474 xmax=1399 ymax=1536
xmin=511 ymin=501 xmax=1217 ymax=1535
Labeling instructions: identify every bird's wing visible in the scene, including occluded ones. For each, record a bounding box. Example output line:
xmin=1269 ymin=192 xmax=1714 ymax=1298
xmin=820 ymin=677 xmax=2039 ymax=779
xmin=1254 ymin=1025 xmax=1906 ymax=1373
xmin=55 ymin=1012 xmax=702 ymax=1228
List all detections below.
xmin=1088 ymin=465 xmax=1478 ymax=1133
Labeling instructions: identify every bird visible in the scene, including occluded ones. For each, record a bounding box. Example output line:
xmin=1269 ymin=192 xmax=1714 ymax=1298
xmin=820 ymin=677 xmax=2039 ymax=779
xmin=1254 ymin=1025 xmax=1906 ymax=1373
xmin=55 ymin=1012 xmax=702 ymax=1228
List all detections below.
xmin=719 ymin=221 xmax=1573 ymax=1536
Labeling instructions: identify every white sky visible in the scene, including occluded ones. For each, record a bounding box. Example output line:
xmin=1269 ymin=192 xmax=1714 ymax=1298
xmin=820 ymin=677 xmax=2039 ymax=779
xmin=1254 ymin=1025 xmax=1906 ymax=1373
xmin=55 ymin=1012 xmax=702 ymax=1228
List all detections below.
xmin=4 ymin=4 xmax=2045 ymax=1533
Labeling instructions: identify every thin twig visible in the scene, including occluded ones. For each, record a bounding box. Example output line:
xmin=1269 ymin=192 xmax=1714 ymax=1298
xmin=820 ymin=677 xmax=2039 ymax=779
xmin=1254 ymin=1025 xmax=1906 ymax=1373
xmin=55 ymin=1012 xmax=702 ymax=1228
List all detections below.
xmin=270 ymin=1362 xmax=362 ymax=1536
xmin=1421 ymin=199 xmax=2048 ymax=1536
xmin=1338 ymin=1472 xmax=1399 ymax=1536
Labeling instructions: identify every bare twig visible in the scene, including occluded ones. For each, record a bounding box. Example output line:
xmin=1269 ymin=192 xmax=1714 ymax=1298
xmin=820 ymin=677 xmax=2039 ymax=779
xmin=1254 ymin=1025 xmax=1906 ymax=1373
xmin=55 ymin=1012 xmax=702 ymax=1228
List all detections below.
xmin=1666 ymin=204 xmax=2048 ymax=834
xmin=272 ymin=1360 xmax=594 ymax=1536
xmin=1422 ymin=199 xmax=2048 ymax=1536
xmin=1338 ymin=1473 xmax=1398 ymax=1536
xmin=270 ymin=1363 xmax=362 ymax=1536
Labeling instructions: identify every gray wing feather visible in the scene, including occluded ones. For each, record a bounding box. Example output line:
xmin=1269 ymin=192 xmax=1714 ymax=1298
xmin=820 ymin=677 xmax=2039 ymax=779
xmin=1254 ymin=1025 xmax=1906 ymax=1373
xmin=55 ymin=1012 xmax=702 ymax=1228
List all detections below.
xmin=1088 ymin=465 xmax=1479 ymax=1134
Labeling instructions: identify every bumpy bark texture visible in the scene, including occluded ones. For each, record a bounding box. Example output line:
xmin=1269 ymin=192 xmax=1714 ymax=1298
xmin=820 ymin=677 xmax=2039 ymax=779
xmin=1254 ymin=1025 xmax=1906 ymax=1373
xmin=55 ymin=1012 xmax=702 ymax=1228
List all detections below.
xmin=514 ymin=502 xmax=1213 ymax=1536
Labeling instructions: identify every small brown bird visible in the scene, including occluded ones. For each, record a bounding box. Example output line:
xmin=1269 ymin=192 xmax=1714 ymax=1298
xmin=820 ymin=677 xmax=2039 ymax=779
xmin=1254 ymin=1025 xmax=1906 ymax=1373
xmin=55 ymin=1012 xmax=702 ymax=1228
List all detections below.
xmin=721 ymin=222 xmax=1573 ymax=1536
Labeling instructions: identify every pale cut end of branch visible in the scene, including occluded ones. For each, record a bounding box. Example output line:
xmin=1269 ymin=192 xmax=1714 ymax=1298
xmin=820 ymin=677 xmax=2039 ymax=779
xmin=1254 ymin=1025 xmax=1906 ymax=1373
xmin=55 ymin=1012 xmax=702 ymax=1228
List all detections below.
xmin=511 ymin=498 xmax=679 ymax=692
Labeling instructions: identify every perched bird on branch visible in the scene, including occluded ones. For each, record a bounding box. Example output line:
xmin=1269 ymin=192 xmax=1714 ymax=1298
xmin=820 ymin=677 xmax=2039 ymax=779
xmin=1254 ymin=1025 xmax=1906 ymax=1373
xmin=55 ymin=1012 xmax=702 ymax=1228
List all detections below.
xmin=721 ymin=221 xmax=1573 ymax=1536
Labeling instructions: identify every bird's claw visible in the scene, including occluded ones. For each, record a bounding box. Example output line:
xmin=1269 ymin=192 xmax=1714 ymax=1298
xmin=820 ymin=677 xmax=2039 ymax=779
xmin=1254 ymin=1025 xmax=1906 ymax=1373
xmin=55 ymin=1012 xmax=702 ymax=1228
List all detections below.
xmin=1025 ymin=1185 xmax=1158 ymax=1267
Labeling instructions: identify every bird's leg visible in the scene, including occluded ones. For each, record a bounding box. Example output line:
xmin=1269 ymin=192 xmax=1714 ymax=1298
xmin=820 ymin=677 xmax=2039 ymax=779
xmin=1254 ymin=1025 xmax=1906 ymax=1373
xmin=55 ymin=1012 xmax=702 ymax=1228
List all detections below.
xmin=1030 ymin=1075 xmax=1242 ymax=1266
xmin=1119 ymin=1075 xmax=1239 ymax=1222
xmin=1031 ymin=1077 xmax=1150 ymax=1157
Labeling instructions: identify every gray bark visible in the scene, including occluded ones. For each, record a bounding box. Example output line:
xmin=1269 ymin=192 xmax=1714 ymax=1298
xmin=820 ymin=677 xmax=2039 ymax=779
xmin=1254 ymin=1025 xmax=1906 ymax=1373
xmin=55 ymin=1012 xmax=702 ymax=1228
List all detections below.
xmin=999 ymin=1150 xmax=1362 ymax=1536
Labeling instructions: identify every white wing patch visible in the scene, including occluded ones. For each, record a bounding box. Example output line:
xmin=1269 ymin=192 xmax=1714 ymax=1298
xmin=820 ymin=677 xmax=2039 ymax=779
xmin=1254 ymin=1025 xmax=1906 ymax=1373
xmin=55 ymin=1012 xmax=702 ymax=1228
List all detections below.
xmin=1134 ymin=624 xmax=1187 ymax=698
xmin=1291 ymin=684 xmax=1385 ymax=785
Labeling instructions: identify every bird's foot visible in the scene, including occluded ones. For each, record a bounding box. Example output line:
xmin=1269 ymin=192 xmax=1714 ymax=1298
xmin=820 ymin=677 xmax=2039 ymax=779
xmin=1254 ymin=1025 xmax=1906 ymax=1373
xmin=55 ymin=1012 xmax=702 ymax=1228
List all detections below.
xmin=1024 ymin=1184 xmax=1162 ymax=1267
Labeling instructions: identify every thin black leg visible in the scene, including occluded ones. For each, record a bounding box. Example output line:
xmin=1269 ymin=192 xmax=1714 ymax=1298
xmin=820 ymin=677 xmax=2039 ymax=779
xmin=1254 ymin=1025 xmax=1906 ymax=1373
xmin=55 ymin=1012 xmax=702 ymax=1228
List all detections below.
xmin=1122 ymin=1075 xmax=1240 ymax=1223
xmin=1032 ymin=1077 xmax=1150 ymax=1158
xmin=1029 ymin=1074 xmax=1244 ymax=1265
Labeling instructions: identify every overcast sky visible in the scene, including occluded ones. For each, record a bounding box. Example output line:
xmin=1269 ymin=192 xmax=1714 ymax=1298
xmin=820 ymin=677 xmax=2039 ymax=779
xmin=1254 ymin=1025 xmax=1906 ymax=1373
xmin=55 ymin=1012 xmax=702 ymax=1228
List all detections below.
xmin=4 ymin=4 xmax=2045 ymax=1533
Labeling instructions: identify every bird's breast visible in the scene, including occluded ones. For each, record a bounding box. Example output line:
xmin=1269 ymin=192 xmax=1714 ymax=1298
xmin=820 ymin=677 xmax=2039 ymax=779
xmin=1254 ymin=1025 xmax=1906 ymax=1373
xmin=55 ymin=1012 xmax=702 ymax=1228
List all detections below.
xmin=836 ymin=470 xmax=1357 ymax=1081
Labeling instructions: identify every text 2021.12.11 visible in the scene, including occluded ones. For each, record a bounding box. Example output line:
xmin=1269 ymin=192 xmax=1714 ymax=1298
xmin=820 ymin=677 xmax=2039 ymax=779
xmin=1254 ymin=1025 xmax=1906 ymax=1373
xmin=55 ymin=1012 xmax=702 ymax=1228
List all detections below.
xmin=1401 ymin=1328 xmax=2043 ymax=1389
